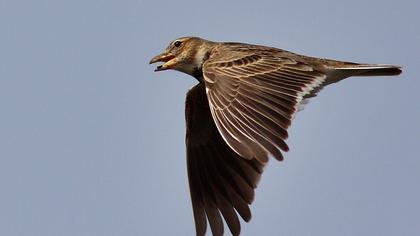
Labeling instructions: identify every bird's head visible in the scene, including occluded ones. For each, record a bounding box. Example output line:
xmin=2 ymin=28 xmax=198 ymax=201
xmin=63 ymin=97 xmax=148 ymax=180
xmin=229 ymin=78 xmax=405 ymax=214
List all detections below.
xmin=149 ymin=37 xmax=216 ymax=77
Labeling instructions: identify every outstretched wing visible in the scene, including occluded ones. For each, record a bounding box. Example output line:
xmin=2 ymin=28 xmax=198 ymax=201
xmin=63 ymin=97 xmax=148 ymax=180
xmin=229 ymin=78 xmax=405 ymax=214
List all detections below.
xmin=203 ymin=43 xmax=328 ymax=163
xmin=185 ymin=84 xmax=264 ymax=236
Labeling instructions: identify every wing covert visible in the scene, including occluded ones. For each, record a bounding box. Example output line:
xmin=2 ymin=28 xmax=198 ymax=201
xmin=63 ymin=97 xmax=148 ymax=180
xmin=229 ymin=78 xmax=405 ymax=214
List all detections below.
xmin=203 ymin=44 xmax=327 ymax=162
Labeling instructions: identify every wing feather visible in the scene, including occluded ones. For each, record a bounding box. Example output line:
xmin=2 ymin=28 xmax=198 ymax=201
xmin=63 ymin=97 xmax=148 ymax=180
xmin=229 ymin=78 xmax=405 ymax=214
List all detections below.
xmin=203 ymin=44 xmax=327 ymax=162
xmin=185 ymin=84 xmax=264 ymax=236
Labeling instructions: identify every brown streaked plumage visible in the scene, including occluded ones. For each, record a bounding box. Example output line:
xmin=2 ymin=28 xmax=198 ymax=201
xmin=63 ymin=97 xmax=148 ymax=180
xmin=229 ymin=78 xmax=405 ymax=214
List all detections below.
xmin=149 ymin=37 xmax=402 ymax=236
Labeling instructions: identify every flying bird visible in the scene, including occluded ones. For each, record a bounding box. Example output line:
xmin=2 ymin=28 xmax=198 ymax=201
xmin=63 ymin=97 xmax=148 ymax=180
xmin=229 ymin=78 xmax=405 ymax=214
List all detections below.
xmin=149 ymin=37 xmax=401 ymax=236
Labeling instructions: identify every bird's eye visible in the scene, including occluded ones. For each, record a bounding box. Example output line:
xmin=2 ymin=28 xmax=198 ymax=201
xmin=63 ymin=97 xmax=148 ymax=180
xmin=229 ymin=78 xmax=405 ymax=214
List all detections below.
xmin=174 ymin=41 xmax=182 ymax=47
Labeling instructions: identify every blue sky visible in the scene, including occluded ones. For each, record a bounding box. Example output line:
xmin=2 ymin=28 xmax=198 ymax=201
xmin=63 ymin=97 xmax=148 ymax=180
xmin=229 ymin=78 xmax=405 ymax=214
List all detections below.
xmin=1 ymin=0 xmax=419 ymax=235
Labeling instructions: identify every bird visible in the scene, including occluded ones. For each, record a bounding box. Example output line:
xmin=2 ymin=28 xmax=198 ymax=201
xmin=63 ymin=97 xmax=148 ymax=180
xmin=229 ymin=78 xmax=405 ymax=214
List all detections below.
xmin=149 ymin=36 xmax=402 ymax=236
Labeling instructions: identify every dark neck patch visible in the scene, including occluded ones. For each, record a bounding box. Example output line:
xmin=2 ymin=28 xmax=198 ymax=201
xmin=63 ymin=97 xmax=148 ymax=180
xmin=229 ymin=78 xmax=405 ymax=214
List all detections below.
xmin=192 ymin=67 xmax=203 ymax=82
xmin=192 ymin=50 xmax=210 ymax=83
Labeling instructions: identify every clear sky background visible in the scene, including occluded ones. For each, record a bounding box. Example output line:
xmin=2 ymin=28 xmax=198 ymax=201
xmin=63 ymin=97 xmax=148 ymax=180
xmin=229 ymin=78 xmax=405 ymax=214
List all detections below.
xmin=1 ymin=0 xmax=419 ymax=235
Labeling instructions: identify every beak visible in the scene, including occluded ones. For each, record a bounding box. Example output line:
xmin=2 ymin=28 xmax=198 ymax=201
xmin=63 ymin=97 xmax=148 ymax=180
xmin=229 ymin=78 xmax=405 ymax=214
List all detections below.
xmin=149 ymin=52 xmax=177 ymax=72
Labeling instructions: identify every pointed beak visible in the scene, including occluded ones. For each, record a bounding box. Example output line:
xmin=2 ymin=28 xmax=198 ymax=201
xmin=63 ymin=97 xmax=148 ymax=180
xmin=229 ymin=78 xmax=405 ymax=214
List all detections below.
xmin=149 ymin=52 xmax=177 ymax=72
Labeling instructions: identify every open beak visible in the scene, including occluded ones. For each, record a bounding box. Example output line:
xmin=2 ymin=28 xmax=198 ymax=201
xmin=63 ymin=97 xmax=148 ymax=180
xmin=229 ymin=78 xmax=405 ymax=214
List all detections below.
xmin=149 ymin=52 xmax=177 ymax=72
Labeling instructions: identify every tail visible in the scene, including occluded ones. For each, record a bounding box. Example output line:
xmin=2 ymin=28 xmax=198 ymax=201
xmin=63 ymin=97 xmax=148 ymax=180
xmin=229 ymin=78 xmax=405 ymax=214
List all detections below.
xmin=324 ymin=63 xmax=402 ymax=86
xmin=299 ymin=62 xmax=401 ymax=101
xmin=333 ymin=64 xmax=402 ymax=77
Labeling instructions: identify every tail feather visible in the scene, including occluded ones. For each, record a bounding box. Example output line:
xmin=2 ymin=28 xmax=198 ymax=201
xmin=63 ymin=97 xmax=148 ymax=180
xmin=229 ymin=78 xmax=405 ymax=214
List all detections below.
xmin=334 ymin=64 xmax=402 ymax=77
xmin=300 ymin=63 xmax=401 ymax=102
xmin=323 ymin=63 xmax=402 ymax=87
